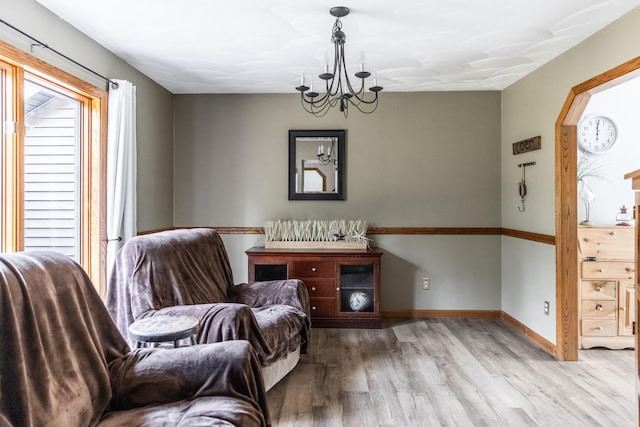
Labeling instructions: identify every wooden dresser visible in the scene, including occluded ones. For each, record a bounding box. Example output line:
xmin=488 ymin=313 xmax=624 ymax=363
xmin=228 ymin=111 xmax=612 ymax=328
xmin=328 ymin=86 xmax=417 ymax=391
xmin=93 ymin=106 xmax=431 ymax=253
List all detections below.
xmin=246 ymin=247 xmax=382 ymax=328
xmin=578 ymin=226 xmax=635 ymax=349
xmin=623 ymin=168 xmax=640 ymax=425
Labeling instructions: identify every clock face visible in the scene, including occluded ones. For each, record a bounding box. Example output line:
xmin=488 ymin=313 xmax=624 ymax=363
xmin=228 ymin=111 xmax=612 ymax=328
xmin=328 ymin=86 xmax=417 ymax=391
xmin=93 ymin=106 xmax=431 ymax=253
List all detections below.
xmin=578 ymin=115 xmax=617 ymax=154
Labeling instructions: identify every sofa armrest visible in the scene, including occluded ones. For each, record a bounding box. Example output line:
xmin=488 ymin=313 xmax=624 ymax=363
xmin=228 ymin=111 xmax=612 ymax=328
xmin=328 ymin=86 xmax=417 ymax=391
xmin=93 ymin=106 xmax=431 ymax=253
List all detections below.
xmin=231 ymin=280 xmax=311 ymax=354
xmin=230 ymin=279 xmax=310 ymax=317
xmin=108 ymin=340 xmax=269 ymax=425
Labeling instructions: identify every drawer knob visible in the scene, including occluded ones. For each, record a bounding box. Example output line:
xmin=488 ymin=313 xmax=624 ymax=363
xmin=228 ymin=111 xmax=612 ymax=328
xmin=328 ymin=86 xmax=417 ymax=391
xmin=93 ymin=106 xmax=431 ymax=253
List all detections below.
xmin=596 ymin=326 xmax=603 ymax=331
xmin=311 ymin=267 xmax=317 ymax=272
xmin=621 ymin=307 xmax=626 ymax=311
xmin=311 ymin=286 xmax=317 ymax=291
xmin=595 ymin=286 xmax=602 ymax=292
xmin=626 ymin=267 xmax=632 ymax=272
xmin=336 ymin=287 xmax=341 ymax=291
xmin=595 ymin=304 xmax=603 ymax=311
xmin=312 ymin=306 xmax=317 ymax=311
xmin=597 ymin=269 xmax=604 ymax=273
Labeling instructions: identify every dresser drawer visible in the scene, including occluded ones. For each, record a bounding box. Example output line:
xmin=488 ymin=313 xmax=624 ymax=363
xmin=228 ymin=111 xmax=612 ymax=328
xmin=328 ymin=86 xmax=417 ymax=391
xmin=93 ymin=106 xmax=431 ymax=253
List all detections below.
xmin=581 ymin=261 xmax=635 ymax=279
xmin=581 ymin=300 xmax=616 ymax=318
xmin=293 ymin=261 xmax=334 ymax=278
xmin=304 ymin=278 xmax=335 ymax=298
xmin=581 ymin=319 xmax=616 ymax=336
xmin=309 ymin=298 xmax=336 ymax=317
xmin=580 ymin=280 xmax=616 ymax=300
xmin=578 ymin=226 xmax=634 ymax=260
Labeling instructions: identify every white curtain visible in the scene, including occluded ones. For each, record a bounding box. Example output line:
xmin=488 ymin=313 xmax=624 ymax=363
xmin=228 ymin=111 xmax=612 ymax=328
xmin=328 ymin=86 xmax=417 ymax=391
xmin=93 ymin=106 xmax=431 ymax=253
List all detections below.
xmin=106 ymin=79 xmax=137 ymax=277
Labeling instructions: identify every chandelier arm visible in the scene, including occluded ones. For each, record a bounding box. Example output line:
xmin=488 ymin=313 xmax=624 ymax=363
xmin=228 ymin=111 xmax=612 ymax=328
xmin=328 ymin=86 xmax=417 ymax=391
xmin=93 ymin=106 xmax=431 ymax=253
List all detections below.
xmin=348 ymin=91 xmax=380 ymax=105
xmin=300 ymin=93 xmax=330 ymax=113
xmin=347 ymin=79 xmax=366 ymax=97
xmin=324 ymin=77 xmax=332 ymax=95
xmin=329 ymin=42 xmax=342 ymax=97
xmin=311 ymin=99 xmax=335 ymax=117
xmin=304 ymin=101 xmax=330 ymax=117
xmin=300 ymin=93 xmax=339 ymax=117
xmin=299 ymin=95 xmax=317 ymax=114
xmin=306 ymin=89 xmax=337 ymax=111
xmin=349 ymin=101 xmax=379 ymax=114
xmin=301 ymin=91 xmax=331 ymax=107
xmin=300 ymin=99 xmax=330 ymax=117
xmin=346 ymin=92 xmax=380 ymax=114
xmin=340 ymin=47 xmax=366 ymax=97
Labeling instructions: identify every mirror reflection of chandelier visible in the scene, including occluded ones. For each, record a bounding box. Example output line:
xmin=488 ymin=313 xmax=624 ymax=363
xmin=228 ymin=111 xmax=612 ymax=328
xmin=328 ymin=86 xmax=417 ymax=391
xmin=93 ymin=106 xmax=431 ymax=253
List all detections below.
xmin=295 ymin=6 xmax=383 ymax=118
xmin=317 ymin=139 xmax=337 ymax=165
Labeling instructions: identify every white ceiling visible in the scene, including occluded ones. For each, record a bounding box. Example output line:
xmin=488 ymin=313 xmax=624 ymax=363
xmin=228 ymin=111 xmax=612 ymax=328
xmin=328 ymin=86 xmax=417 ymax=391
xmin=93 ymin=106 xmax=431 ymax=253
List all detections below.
xmin=36 ymin=0 xmax=640 ymax=94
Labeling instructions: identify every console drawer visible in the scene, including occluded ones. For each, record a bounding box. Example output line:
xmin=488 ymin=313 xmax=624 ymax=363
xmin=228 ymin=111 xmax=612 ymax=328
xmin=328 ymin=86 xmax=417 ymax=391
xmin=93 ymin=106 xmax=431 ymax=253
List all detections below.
xmin=304 ymin=278 xmax=335 ymax=298
xmin=293 ymin=261 xmax=334 ymax=278
xmin=309 ymin=298 xmax=336 ymax=317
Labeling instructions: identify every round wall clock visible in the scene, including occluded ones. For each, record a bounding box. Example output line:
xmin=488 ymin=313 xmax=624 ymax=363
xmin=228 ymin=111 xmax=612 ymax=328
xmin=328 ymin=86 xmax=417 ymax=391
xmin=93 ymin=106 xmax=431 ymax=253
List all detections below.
xmin=578 ymin=115 xmax=617 ymax=154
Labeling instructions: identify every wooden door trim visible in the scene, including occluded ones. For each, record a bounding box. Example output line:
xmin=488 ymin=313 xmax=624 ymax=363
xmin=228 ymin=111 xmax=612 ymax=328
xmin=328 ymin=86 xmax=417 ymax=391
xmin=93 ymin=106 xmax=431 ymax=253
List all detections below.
xmin=555 ymin=56 xmax=640 ymax=361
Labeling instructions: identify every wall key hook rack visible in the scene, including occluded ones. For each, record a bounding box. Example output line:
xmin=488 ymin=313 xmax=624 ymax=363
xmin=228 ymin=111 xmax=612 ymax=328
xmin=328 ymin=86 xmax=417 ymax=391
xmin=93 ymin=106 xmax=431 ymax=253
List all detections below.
xmin=517 ymin=161 xmax=536 ymax=212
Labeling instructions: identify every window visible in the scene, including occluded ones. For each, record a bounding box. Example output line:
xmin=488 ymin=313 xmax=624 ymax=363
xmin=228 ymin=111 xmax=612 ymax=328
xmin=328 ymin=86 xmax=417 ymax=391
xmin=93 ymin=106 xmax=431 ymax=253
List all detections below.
xmin=24 ymin=77 xmax=81 ymax=259
xmin=0 ymin=40 xmax=107 ymax=291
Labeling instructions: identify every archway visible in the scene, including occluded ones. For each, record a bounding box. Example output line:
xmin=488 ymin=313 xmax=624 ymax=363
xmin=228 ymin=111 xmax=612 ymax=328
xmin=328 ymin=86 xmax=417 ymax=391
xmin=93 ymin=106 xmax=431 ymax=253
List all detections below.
xmin=555 ymin=56 xmax=640 ymax=361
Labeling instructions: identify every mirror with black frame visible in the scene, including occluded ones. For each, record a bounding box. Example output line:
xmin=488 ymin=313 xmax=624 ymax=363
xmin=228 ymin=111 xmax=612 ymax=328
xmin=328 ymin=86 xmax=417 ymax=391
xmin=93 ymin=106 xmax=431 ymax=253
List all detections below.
xmin=288 ymin=129 xmax=345 ymax=200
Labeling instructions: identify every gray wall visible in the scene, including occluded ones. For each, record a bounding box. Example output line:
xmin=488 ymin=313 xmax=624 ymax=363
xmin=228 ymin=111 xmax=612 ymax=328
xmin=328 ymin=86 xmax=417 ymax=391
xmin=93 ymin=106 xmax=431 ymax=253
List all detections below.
xmin=501 ymin=6 xmax=640 ymax=343
xmin=13 ymin=0 xmax=640 ymax=343
xmin=1 ymin=0 xmax=175 ymax=232
xmin=173 ymin=91 xmax=503 ymax=311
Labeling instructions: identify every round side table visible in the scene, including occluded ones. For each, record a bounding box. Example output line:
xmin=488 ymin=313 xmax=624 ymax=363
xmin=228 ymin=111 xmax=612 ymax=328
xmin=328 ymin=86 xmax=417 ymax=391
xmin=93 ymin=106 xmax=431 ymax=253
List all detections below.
xmin=129 ymin=315 xmax=200 ymax=348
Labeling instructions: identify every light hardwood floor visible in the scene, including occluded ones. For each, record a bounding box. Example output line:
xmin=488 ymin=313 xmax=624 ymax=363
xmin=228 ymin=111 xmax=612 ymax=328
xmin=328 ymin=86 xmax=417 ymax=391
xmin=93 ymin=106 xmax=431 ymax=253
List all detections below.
xmin=267 ymin=319 xmax=634 ymax=427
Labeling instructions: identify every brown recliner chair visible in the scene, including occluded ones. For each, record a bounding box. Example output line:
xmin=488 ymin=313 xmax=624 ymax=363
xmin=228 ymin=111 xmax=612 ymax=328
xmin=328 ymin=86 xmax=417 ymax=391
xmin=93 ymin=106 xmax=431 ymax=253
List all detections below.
xmin=0 ymin=251 xmax=270 ymax=427
xmin=106 ymin=228 xmax=311 ymax=390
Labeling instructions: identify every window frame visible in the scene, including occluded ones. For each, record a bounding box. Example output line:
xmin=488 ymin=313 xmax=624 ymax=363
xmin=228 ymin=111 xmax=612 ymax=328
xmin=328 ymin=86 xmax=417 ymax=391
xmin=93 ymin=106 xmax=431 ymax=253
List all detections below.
xmin=0 ymin=40 xmax=108 ymax=293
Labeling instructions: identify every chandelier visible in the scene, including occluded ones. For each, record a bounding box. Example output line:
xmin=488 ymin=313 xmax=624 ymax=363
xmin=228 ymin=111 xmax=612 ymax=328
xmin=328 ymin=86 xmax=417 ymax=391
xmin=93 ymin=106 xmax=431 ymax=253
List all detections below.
xmin=317 ymin=138 xmax=337 ymax=165
xmin=295 ymin=6 xmax=383 ymax=117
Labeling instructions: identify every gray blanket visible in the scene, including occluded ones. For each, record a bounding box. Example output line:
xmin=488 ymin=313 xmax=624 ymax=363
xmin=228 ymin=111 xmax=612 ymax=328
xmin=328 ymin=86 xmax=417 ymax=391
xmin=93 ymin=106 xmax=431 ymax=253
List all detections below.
xmin=0 ymin=251 xmax=270 ymax=427
xmin=106 ymin=228 xmax=310 ymax=365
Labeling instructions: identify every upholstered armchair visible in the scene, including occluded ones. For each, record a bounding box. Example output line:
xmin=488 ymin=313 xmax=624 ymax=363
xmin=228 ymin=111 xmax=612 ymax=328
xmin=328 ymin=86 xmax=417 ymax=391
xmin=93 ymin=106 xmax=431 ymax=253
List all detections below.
xmin=0 ymin=251 xmax=270 ymax=427
xmin=106 ymin=228 xmax=310 ymax=389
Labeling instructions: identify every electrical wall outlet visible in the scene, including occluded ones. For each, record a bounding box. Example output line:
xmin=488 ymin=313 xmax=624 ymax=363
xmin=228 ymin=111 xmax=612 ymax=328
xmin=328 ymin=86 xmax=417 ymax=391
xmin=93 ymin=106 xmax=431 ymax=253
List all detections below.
xmin=544 ymin=300 xmax=550 ymax=315
xmin=422 ymin=277 xmax=430 ymax=290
